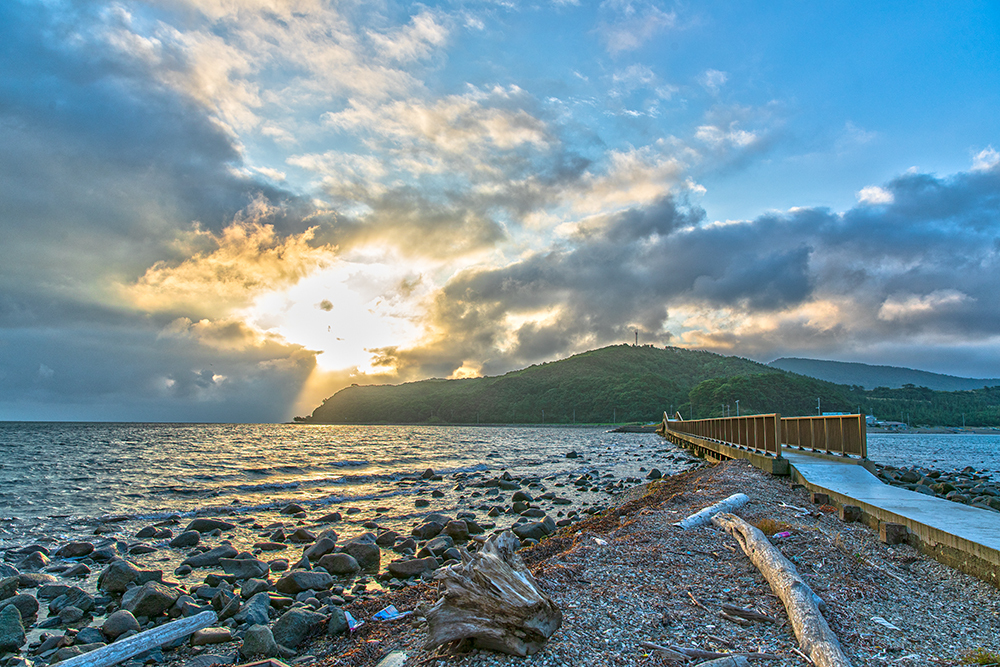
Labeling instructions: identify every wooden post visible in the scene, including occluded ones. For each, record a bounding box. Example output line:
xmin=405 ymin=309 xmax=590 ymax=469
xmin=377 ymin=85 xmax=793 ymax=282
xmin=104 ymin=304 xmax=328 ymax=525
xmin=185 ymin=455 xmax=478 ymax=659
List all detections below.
xmin=56 ymin=611 xmax=218 ymax=667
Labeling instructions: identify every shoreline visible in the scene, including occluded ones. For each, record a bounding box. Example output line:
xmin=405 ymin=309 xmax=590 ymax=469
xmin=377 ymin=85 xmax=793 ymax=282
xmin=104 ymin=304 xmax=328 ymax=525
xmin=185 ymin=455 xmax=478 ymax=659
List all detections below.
xmin=4 ymin=460 xmax=999 ymax=666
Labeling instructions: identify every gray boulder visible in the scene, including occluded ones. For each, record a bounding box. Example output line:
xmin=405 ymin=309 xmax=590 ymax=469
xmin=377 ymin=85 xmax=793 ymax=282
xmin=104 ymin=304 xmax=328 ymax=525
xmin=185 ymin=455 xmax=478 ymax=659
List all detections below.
xmin=271 ymin=608 xmax=325 ymax=648
xmin=97 ymin=560 xmax=138 ymax=594
xmin=303 ymin=537 xmax=337 ymax=561
xmin=101 ymin=610 xmax=141 ymax=640
xmin=512 ymin=521 xmax=548 ymax=541
xmin=54 ymin=542 xmax=95 ymax=559
xmin=327 ymin=608 xmax=348 ymax=636
xmin=386 ymin=557 xmax=438 ymax=579
xmin=169 ymin=531 xmax=201 ymax=548
xmin=425 ymin=535 xmax=455 ymax=557
xmin=0 ymin=594 xmax=39 ymax=620
xmin=16 ymin=572 xmax=56 ymax=588
xmin=0 ymin=605 xmax=25 ymax=653
xmin=182 ymin=545 xmax=238 ymax=568
xmin=341 ymin=536 xmax=380 ymax=570
xmin=0 ymin=577 xmax=17 ymax=602
xmin=184 ymin=518 xmax=236 ymax=533
xmin=274 ymin=571 xmax=333 ymax=595
xmin=239 ymin=579 xmax=272 ymax=599
xmin=240 ymin=624 xmax=279 ymax=659
xmin=75 ymin=627 xmax=105 ymax=645
xmin=316 ymin=553 xmax=359 ymax=576
xmin=234 ymin=591 xmax=271 ymax=627
xmin=443 ymin=520 xmax=469 ymax=541
xmin=49 ymin=587 xmax=95 ymax=614
xmin=220 ymin=558 xmax=269 ymax=580
xmin=122 ymin=581 xmax=180 ymax=618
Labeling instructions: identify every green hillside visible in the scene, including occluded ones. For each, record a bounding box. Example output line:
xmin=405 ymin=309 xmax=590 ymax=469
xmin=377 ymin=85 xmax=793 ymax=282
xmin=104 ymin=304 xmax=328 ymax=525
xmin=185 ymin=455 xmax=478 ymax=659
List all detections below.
xmin=303 ymin=344 xmax=1000 ymax=427
xmin=306 ymin=344 xmax=822 ymax=424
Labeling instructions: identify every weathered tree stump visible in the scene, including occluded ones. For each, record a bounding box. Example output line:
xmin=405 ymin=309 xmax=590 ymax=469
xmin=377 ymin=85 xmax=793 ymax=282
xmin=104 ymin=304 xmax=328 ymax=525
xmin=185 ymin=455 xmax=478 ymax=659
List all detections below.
xmin=423 ymin=531 xmax=561 ymax=656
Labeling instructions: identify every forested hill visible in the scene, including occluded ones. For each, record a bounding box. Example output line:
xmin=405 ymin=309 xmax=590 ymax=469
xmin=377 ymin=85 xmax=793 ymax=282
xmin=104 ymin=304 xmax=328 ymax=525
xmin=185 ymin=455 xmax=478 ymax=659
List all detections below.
xmin=303 ymin=344 xmax=1000 ymax=427
xmin=768 ymin=357 xmax=1000 ymax=391
xmin=306 ymin=344 xmax=810 ymax=424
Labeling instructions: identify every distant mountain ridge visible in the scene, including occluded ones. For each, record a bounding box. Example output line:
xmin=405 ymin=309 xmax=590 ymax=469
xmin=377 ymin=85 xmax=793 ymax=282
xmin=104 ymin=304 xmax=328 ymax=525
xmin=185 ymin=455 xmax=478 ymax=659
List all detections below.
xmin=768 ymin=357 xmax=1000 ymax=391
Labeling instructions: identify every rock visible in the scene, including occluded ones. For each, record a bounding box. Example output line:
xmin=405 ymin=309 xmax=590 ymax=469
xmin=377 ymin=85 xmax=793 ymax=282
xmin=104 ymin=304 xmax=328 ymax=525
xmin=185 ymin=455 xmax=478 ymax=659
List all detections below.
xmin=327 ymin=608 xmax=348 ymax=636
xmin=240 ymin=624 xmax=280 ymax=659
xmin=341 ymin=538 xmax=380 ymax=570
xmin=898 ymin=470 xmax=921 ymax=484
xmin=17 ymin=572 xmax=59 ymax=588
xmin=271 ymin=608 xmax=325 ymax=648
xmin=54 ymin=542 xmax=95 ymax=559
xmin=317 ymin=512 xmax=342 ymax=523
xmin=510 ymin=501 xmax=529 ymax=514
xmin=136 ymin=526 xmax=158 ymax=539
xmin=443 ymin=521 xmax=469 ymax=541
xmin=182 ymin=545 xmax=239 ymax=568
xmin=425 ymin=535 xmax=455 ymax=557
xmin=169 ymin=531 xmax=201 ymax=549
xmin=97 ymin=560 xmax=139 ymax=594
xmin=274 ymin=571 xmax=333 ymax=595
xmin=421 ymin=468 xmax=436 ymax=479
xmin=521 ymin=508 xmax=546 ymax=518
xmin=269 ymin=559 xmax=289 ymax=573
xmin=512 ymin=521 xmax=549 ymax=542
xmin=565 ymin=451 xmax=579 ymax=458
xmin=240 ymin=579 xmax=272 ymax=599
xmin=914 ymin=484 xmax=936 ymax=496
xmin=414 ymin=499 xmax=430 ymax=508
xmin=75 ymin=627 xmax=105 ymax=645
xmin=254 ymin=542 xmax=286 ymax=552
xmin=0 ymin=605 xmax=25 ymax=653
xmin=49 ymin=587 xmax=95 ymax=614
xmin=375 ymin=531 xmax=399 ymax=547
xmin=511 ymin=490 xmax=533 ymax=502
xmin=646 ymin=469 xmax=662 ymax=480
xmin=122 ymin=581 xmax=180 ymax=618
xmin=0 ymin=594 xmax=39 ymax=620
xmin=411 ymin=522 xmax=443 ymax=540
xmin=58 ymin=605 xmax=86 ymax=623
xmin=220 ymin=558 xmax=269 ymax=580
xmin=63 ymin=563 xmax=91 ymax=578
xmin=16 ymin=551 xmax=48 ymax=571
xmin=280 ymin=503 xmax=307 ymax=515
xmin=303 ymin=537 xmax=337 ymax=562
xmin=102 ymin=610 xmax=141 ymax=640
xmin=185 ymin=518 xmax=236 ymax=533
xmin=0 ymin=565 xmax=17 ymax=579
xmin=386 ymin=557 xmax=438 ymax=579
xmin=0 ymin=577 xmax=17 ymax=602
xmin=286 ymin=528 xmax=316 ymax=544
xmin=190 ymin=627 xmax=232 ymax=646
xmin=316 ymin=553 xmax=359 ymax=576
xmin=235 ymin=591 xmax=272 ymax=626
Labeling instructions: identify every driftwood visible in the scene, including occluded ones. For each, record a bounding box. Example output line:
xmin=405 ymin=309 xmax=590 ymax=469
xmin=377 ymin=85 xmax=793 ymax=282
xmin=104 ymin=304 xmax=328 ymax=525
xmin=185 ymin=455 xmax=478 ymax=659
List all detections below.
xmin=423 ymin=531 xmax=561 ymax=656
xmin=57 ymin=610 xmax=217 ymax=667
xmin=676 ymin=493 xmax=750 ymax=529
xmin=711 ymin=513 xmax=852 ymax=667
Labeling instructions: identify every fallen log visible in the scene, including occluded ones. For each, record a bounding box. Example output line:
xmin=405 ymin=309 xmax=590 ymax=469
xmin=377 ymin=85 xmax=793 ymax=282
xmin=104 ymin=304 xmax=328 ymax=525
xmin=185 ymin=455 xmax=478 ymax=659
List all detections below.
xmin=422 ymin=531 xmax=562 ymax=657
xmin=676 ymin=493 xmax=750 ymax=529
xmin=711 ymin=513 xmax=852 ymax=667
xmin=56 ymin=610 xmax=217 ymax=667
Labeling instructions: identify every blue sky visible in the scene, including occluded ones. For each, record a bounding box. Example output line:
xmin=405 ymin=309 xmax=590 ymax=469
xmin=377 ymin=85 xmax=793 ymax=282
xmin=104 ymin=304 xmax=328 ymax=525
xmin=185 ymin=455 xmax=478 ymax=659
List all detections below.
xmin=1 ymin=0 xmax=999 ymax=421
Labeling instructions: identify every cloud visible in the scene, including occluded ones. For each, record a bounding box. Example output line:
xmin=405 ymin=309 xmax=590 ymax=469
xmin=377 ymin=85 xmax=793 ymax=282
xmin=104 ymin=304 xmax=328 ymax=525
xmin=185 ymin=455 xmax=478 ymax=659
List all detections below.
xmin=973 ymin=146 xmax=1000 ymax=171
xmin=598 ymin=1 xmax=676 ymax=54
xmin=856 ymin=185 xmax=894 ymax=205
xmin=365 ymin=159 xmax=1000 ymax=380
xmin=368 ymin=11 xmax=449 ymax=63
xmin=699 ymin=69 xmax=728 ymax=93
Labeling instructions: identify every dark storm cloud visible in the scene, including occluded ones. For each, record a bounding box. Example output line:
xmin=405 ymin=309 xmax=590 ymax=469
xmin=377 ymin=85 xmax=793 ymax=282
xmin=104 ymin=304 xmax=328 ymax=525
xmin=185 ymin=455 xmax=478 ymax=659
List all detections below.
xmin=375 ymin=161 xmax=1000 ymax=380
xmin=0 ymin=1 xmax=324 ymax=420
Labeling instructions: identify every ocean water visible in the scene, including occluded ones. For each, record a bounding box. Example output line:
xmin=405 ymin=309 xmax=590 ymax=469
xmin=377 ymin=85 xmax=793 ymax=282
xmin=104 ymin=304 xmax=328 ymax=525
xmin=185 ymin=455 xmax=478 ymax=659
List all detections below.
xmin=0 ymin=422 xmax=696 ymax=551
xmin=3 ymin=423 xmax=997 ymax=555
xmin=866 ymin=433 xmax=1000 ymax=474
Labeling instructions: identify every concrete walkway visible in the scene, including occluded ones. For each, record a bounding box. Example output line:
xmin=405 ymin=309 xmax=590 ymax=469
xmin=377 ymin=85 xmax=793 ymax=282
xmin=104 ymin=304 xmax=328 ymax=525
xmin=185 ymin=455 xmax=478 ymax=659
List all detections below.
xmin=782 ymin=450 xmax=1000 ymax=586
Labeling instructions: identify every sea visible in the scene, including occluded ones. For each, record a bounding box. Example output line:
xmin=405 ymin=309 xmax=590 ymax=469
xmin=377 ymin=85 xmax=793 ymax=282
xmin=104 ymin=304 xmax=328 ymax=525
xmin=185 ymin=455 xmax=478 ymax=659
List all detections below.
xmin=1 ymin=423 xmax=998 ymax=555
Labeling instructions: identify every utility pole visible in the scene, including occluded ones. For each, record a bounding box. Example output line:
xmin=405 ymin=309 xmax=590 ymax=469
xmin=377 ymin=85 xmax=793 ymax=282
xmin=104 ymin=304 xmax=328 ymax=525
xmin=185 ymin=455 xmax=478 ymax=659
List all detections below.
xmin=635 ymin=330 xmax=638 ymax=346
xmin=735 ymin=399 xmax=740 ymax=417
xmin=817 ymin=397 xmax=822 ymax=416
xmin=542 ymin=409 xmax=545 ymax=424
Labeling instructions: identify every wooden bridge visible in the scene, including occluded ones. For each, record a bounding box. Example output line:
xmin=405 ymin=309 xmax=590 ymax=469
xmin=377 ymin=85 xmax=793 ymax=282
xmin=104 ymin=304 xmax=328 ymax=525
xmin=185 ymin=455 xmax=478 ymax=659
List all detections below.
xmin=658 ymin=412 xmax=866 ymax=474
xmin=659 ymin=411 xmax=1000 ymax=589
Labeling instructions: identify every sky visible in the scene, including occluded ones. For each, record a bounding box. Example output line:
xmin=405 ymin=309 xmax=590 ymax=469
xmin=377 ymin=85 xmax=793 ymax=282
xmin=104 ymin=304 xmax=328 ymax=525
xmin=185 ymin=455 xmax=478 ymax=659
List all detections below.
xmin=2 ymin=0 xmax=999 ymax=422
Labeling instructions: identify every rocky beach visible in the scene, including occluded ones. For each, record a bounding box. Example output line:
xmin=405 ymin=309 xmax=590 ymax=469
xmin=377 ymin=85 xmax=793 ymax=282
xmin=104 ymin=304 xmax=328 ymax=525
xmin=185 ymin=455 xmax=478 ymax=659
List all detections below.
xmin=2 ymin=442 xmax=1000 ymax=667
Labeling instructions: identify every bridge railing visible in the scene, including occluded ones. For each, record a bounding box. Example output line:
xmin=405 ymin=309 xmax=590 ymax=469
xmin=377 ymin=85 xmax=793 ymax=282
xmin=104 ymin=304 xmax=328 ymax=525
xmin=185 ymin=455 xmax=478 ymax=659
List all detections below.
xmin=782 ymin=414 xmax=867 ymax=458
xmin=663 ymin=413 xmax=782 ymax=457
